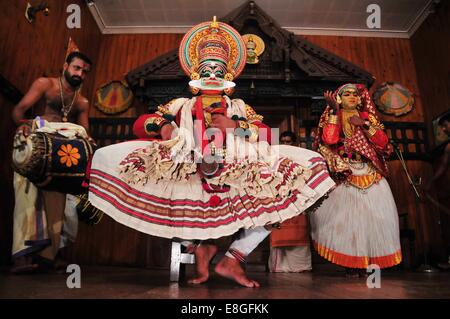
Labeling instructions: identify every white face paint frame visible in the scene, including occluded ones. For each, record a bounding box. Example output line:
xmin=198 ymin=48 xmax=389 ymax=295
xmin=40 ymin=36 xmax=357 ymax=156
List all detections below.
xmin=188 ymin=79 xmax=235 ymax=91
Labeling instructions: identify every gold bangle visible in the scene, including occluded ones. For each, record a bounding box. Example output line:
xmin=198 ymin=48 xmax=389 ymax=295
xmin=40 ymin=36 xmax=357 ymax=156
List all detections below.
xmin=143 ymin=116 xmax=167 ymax=135
xmin=328 ymin=115 xmax=338 ymax=125
xmin=367 ymin=126 xmax=377 ymax=136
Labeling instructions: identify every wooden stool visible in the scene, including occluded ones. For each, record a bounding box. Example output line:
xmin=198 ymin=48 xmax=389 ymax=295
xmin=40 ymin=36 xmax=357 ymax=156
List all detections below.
xmin=169 ymin=241 xmax=195 ymax=282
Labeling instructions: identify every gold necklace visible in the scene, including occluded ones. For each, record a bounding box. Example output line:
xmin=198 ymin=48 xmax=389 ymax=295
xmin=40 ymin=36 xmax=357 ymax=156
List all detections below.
xmin=59 ymin=77 xmax=78 ymax=122
xmin=341 ymin=108 xmax=359 ymax=138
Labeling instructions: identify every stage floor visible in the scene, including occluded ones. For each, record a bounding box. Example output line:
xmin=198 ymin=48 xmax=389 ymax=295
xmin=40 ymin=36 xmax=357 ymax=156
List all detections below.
xmin=1 ymin=265 xmax=450 ymax=299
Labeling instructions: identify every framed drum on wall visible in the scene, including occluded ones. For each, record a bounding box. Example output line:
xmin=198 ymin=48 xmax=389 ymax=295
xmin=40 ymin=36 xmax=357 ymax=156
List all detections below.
xmin=95 ymin=80 xmax=134 ymax=115
xmin=372 ymin=82 xmax=414 ymax=117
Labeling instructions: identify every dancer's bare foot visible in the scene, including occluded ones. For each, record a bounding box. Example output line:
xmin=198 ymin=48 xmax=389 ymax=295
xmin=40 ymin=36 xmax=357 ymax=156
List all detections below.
xmin=188 ymin=244 xmax=218 ymax=284
xmin=215 ymin=256 xmax=260 ymax=288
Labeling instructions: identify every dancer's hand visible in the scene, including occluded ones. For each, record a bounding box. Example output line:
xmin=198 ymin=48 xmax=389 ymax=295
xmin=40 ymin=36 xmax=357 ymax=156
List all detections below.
xmin=348 ymin=115 xmax=365 ymax=126
xmin=16 ymin=124 xmax=31 ymax=138
xmin=210 ymin=114 xmax=238 ymax=135
xmin=160 ymin=123 xmax=174 ymax=140
xmin=324 ymin=90 xmax=339 ymax=113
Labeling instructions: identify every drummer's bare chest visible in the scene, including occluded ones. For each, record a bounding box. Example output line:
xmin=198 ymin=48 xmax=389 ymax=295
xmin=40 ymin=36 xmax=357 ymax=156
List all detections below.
xmin=43 ymin=85 xmax=79 ymax=119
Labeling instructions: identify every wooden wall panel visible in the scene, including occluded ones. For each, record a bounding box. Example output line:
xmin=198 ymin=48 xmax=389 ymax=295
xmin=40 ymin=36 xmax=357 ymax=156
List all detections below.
xmin=0 ymin=0 xmax=101 ymax=266
xmin=410 ymin=1 xmax=450 ymax=260
xmin=411 ymin=1 xmax=450 ymax=143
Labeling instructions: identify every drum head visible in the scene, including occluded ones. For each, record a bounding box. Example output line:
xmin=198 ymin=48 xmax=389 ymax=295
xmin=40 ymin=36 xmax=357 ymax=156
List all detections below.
xmin=12 ymin=136 xmax=34 ymax=166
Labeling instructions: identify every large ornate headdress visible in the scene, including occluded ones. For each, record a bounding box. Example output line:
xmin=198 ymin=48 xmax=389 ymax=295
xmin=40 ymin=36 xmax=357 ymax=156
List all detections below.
xmin=179 ymin=17 xmax=247 ymax=95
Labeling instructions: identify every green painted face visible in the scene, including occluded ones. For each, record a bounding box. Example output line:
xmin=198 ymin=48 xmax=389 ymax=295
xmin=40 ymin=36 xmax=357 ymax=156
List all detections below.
xmin=198 ymin=60 xmax=226 ymax=79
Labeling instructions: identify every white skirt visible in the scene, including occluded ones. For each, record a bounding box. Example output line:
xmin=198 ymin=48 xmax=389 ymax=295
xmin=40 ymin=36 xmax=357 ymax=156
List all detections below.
xmin=88 ymin=141 xmax=335 ymax=240
xmin=310 ymin=163 xmax=402 ymax=269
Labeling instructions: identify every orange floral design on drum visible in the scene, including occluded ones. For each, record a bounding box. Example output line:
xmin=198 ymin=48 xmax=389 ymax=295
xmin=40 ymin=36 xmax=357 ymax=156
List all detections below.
xmin=57 ymin=144 xmax=80 ymax=167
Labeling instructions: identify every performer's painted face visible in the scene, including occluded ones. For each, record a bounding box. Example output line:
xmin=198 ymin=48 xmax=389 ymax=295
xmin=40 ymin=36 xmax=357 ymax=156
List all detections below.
xmin=196 ymin=61 xmax=228 ymax=89
xmin=64 ymin=57 xmax=91 ymax=88
xmin=199 ymin=61 xmax=226 ymax=80
xmin=340 ymin=89 xmax=359 ymax=110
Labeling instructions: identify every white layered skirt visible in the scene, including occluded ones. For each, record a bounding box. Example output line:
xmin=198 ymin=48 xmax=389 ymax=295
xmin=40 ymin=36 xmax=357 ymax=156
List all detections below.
xmin=310 ymin=163 xmax=402 ymax=269
xmin=88 ymin=141 xmax=335 ymax=240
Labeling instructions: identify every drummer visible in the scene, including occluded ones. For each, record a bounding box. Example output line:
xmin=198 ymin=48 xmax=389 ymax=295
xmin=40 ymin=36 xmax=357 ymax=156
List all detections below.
xmin=11 ymin=51 xmax=93 ymax=273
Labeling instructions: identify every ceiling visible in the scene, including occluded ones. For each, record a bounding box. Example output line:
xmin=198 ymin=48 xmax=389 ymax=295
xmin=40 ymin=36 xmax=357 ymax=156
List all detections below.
xmin=87 ymin=0 xmax=435 ymax=38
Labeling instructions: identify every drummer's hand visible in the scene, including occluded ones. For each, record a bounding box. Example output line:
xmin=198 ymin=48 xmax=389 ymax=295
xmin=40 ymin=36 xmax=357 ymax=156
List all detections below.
xmin=161 ymin=123 xmax=174 ymax=141
xmin=16 ymin=125 xmax=31 ymax=138
xmin=87 ymin=136 xmax=97 ymax=147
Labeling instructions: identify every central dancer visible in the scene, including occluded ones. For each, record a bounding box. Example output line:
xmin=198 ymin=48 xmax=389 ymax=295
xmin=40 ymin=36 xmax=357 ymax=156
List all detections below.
xmin=87 ymin=18 xmax=335 ymax=287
